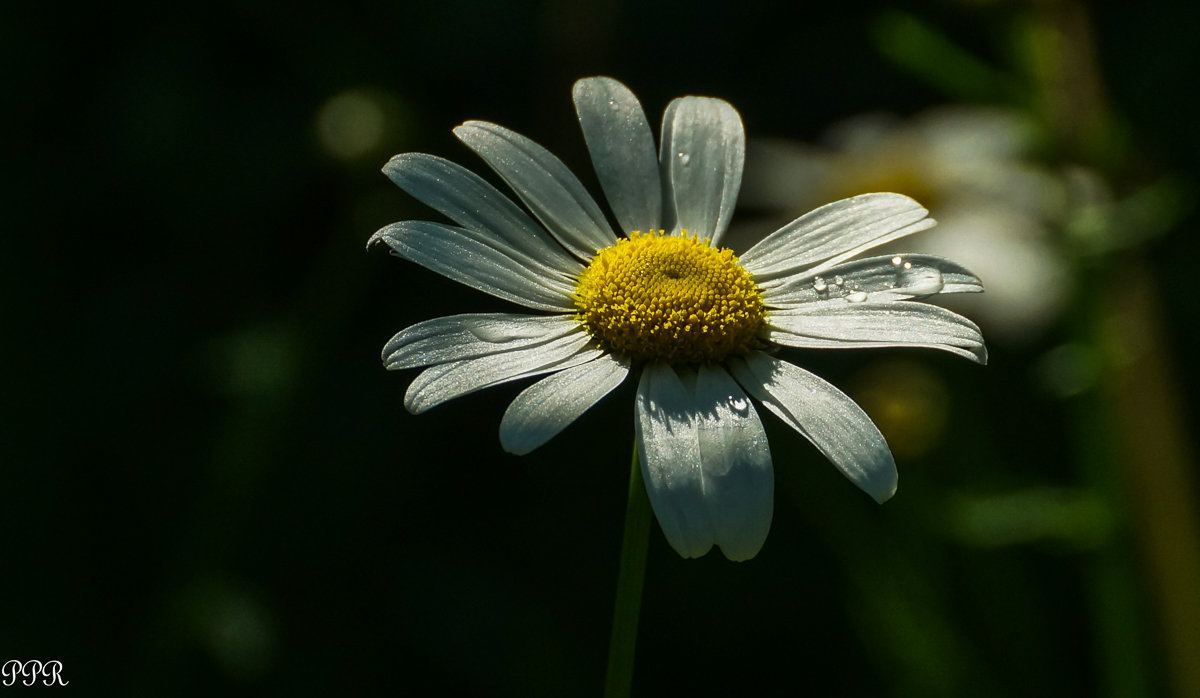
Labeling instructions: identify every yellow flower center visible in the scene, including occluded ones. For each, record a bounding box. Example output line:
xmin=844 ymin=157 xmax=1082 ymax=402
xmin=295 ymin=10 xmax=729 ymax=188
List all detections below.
xmin=574 ymin=231 xmax=765 ymax=364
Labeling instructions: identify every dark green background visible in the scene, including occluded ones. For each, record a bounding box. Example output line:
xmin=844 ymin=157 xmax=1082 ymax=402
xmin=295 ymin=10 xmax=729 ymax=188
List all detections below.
xmin=5 ymin=1 xmax=1198 ymax=695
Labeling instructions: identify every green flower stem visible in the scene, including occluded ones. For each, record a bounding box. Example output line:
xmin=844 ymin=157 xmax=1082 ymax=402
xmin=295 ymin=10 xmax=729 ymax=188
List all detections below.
xmin=604 ymin=441 xmax=651 ymax=698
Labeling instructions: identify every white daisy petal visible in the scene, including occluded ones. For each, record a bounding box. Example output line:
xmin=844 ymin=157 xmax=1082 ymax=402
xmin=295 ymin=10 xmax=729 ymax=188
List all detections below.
xmin=694 ymin=365 xmax=773 ymax=561
xmin=373 ymin=78 xmax=989 ymax=561
xmin=370 ymin=221 xmax=577 ymax=312
xmin=383 ymin=313 xmax=580 ymax=370
xmin=729 ymin=352 xmax=897 ymax=503
xmin=739 ymin=193 xmax=936 ymax=281
xmin=766 ymin=302 xmax=988 ymax=364
xmin=659 ymin=96 xmax=745 ymax=245
xmin=381 ymin=153 xmax=583 ymax=277
xmin=499 ymin=353 xmax=630 ymax=455
xmin=635 ymin=364 xmax=714 ymax=559
xmin=454 ymin=120 xmax=617 ymax=259
xmin=572 ymin=77 xmax=662 ymax=234
xmin=404 ymin=329 xmax=601 ymax=414
xmin=760 ymin=253 xmax=983 ymax=304
xmin=368 ymin=216 xmax=575 ymax=288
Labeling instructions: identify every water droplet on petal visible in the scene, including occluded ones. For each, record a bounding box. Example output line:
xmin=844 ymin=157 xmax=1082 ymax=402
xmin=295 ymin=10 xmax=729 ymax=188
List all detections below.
xmin=833 ymin=275 xmax=844 ymax=287
xmin=899 ymin=267 xmax=945 ymax=295
xmin=608 ymin=98 xmax=619 ymax=111
xmin=845 ymin=290 xmax=869 ymax=303
xmin=465 ymin=319 xmax=543 ymax=342
xmin=728 ymin=395 xmax=750 ymax=414
xmin=891 ymin=256 xmax=903 ymax=266
xmin=677 ymin=151 xmax=691 ymax=166
xmin=812 ymin=276 xmax=828 ymax=293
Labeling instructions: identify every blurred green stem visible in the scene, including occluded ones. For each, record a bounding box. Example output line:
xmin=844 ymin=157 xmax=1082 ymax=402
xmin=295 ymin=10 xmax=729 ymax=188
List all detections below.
xmin=604 ymin=442 xmax=651 ymax=698
xmin=1095 ymin=259 xmax=1200 ymax=698
xmin=1024 ymin=1 xmax=1200 ymax=695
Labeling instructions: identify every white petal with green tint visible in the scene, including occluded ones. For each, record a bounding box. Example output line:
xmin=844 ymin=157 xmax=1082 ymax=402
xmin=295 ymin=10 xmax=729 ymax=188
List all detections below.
xmin=729 ymin=352 xmax=897 ymax=503
xmin=455 ymin=120 xmax=617 ymax=259
xmin=383 ymin=313 xmax=580 ymax=370
xmin=693 ymin=365 xmax=773 ymax=561
xmin=370 ymin=221 xmax=576 ymax=312
xmin=382 ymin=153 xmax=583 ymax=278
xmin=635 ymin=364 xmax=714 ymax=559
xmin=404 ymin=329 xmax=601 ymax=414
xmin=766 ymin=302 xmax=988 ymax=364
xmin=500 ymin=353 xmax=630 ymax=455
xmin=659 ymin=96 xmax=744 ymax=246
xmin=760 ymin=253 xmax=983 ymax=305
xmin=573 ymin=77 xmax=662 ymax=234
xmin=740 ymin=193 xmax=935 ymax=282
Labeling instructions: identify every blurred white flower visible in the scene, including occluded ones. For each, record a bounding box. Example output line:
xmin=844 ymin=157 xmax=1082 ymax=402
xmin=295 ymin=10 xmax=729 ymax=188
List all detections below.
xmin=739 ymin=107 xmax=1073 ymax=341
xmin=371 ymin=78 xmax=986 ymax=560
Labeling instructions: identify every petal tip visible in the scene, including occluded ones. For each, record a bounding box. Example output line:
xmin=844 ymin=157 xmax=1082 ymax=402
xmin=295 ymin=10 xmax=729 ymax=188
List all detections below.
xmin=366 ymin=227 xmax=390 ymax=250
xmin=381 ymin=152 xmax=412 ymax=175
xmin=402 ymin=386 xmax=428 ymax=415
xmin=452 ymin=120 xmax=487 ymax=138
xmin=572 ymin=75 xmax=621 ymax=97
xmin=674 ymin=543 xmax=715 ymax=560
xmin=498 ymin=426 xmax=537 ymax=456
xmin=870 ymin=478 xmax=898 ymax=504
xmin=722 ymin=549 xmax=760 ymax=563
xmin=499 ymin=439 xmax=530 ymax=456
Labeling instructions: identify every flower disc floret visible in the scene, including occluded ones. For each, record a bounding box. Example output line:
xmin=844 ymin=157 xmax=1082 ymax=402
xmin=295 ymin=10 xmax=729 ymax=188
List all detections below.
xmin=574 ymin=231 xmax=765 ymax=363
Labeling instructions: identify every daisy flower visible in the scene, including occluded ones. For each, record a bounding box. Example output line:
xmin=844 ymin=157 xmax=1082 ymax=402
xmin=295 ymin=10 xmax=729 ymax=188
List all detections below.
xmin=370 ymin=77 xmax=986 ymax=561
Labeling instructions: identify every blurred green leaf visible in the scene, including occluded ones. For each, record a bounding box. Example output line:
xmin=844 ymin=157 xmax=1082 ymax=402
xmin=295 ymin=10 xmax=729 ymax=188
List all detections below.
xmin=873 ymin=10 xmax=1022 ymax=103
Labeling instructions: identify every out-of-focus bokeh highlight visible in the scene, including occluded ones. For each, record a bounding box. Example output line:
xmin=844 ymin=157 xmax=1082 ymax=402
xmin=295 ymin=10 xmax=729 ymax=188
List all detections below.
xmin=5 ymin=1 xmax=1199 ymax=696
xmin=738 ymin=105 xmax=1076 ymax=341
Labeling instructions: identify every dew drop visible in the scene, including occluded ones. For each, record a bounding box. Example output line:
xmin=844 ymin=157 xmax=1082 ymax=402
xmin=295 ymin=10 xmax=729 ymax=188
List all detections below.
xmin=677 ymin=151 xmax=691 ymax=166
xmin=608 ymin=98 xmax=619 ymax=111
xmin=903 ymin=261 xmax=913 ymax=270
xmin=891 ymin=256 xmax=903 ymax=266
xmin=728 ymin=395 xmax=750 ymax=414
xmin=812 ymin=276 xmax=828 ymax=293
xmin=465 ymin=319 xmax=542 ymax=342
xmin=833 ymin=275 xmax=844 ymax=286
xmin=899 ymin=267 xmax=945 ymax=295
xmin=845 ymin=290 xmax=869 ymax=303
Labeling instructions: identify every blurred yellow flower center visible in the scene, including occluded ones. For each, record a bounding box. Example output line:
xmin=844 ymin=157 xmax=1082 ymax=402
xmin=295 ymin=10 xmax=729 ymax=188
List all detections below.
xmin=574 ymin=231 xmax=764 ymax=364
